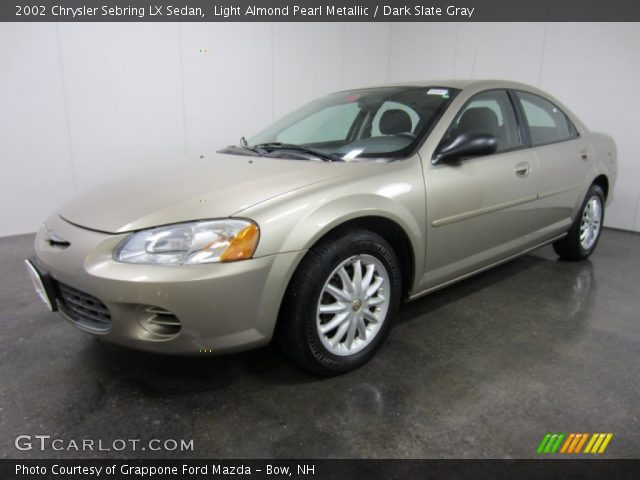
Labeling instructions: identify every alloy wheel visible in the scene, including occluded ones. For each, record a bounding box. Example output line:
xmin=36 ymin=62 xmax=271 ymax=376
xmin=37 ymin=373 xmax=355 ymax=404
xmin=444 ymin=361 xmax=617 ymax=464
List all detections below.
xmin=580 ymin=196 xmax=602 ymax=250
xmin=316 ymin=254 xmax=390 ymax=356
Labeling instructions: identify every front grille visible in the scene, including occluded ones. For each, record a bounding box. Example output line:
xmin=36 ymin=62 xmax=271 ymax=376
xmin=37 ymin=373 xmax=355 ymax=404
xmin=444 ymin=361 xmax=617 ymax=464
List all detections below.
xmin=56 ymin=282 xmax=111 ymax=332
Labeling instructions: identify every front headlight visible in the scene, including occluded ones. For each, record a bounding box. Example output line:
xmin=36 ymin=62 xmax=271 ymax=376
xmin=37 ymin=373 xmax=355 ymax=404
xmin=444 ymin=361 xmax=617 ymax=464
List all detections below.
xmin=114 ymin=219 xmax=259 ymax=265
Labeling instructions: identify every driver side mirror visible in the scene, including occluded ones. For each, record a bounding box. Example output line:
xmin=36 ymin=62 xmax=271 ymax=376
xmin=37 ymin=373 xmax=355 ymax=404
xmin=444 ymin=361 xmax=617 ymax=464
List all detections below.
xmin=432 ymin=132 xmax=497 ymax=164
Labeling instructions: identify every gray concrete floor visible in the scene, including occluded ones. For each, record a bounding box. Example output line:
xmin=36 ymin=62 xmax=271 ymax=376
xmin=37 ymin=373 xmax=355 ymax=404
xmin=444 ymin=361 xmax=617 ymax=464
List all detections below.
xmin=1 ymin=229 xmax=638 ymax=459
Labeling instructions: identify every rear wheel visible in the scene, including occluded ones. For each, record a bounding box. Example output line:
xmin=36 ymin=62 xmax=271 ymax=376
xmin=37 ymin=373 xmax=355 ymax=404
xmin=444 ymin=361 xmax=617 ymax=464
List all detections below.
xmin=553 ymin=184 xmax=605 ymax=261
xmin=276 ymin=229 xmax=402 ymax=375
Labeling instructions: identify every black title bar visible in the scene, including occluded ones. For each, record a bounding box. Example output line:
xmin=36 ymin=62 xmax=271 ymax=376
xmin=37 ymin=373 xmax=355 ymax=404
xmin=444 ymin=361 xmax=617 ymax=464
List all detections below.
xmin=2 ymin=459 xmax=640 ymax=480
xmin=3 ymin=0 xmax=640 ymax=22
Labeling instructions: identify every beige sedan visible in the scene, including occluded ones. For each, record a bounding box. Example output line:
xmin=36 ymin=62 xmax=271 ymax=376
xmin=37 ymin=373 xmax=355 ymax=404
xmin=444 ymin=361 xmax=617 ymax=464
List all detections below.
xmin=26 ymin=80 xmax=617 ymax=374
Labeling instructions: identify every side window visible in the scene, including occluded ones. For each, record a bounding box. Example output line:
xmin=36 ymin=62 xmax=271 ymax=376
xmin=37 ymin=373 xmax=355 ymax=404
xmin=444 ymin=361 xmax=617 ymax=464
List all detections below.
xmin=446 ymin=90 xmax=522 ymax=153
xmin=371 ymin=101 xmax=420 ymax=137
xmin=515 ymin=91 xmax=577 ymax=146
xmin=277 ymin=103 xmax=360 ymax=144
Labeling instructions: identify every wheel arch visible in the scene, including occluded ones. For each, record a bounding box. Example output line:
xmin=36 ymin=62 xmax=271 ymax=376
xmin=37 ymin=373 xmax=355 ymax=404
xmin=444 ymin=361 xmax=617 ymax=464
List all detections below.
xmin=307 ymin=215 xmax=416 ymax=300
xmin=592 ymin=174 xmax=609 ymax=200
xmin=273 ymin=212 xmax=420 ymax=334
xmin=271 ymin=213 xmax=417 ymax=358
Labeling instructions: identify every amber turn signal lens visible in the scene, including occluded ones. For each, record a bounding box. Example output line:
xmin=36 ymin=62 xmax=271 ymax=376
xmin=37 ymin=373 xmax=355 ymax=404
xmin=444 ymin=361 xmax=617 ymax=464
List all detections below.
xmin=219 ymin=223 xmax=260 ymax=262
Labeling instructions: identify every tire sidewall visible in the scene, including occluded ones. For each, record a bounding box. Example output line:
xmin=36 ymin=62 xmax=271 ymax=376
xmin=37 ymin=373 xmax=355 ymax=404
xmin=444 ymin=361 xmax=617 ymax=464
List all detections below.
xmin=577 ymin=185 xmax=605 ymax=258
xmin=298 ymin=231 xmax=402 ymax=374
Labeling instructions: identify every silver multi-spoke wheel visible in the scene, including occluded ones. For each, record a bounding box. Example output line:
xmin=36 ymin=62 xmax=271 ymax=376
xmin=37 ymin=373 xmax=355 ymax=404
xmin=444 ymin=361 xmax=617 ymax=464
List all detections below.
xmin=580 ymin=196 xmax=602 ymax=250
xmin=553 ymin=185 xmax=605 ymax=261
xmin=316 ymin=254 xmax=390 ymax=356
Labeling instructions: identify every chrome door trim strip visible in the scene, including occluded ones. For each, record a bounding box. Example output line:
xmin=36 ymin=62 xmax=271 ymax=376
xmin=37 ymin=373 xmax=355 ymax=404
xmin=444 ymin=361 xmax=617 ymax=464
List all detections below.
xmin=431 ymin=194 xmax=538 ymax=227
xmin=538 ymin=183 xmax=583 ymax=200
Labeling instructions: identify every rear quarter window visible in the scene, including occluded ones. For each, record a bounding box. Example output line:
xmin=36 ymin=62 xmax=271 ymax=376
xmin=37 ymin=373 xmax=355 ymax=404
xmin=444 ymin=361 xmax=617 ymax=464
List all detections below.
xmin=516 ymin=91 xmax=578 ymax=146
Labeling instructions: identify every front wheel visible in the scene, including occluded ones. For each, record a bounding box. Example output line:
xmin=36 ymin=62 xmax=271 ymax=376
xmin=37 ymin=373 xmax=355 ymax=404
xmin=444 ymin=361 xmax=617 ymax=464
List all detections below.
xmin=276 ymin=229 xmax=402 ymax=375
xmin=553 ymin=184 xmax=605 ymax=261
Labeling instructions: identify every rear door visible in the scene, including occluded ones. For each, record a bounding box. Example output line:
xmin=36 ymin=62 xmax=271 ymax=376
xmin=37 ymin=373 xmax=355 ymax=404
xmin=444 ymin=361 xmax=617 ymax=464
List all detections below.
xmin=513 ymin=91 xmax=593 ymax=239
xmin=423 ymin=89 xmax=539 ymax=289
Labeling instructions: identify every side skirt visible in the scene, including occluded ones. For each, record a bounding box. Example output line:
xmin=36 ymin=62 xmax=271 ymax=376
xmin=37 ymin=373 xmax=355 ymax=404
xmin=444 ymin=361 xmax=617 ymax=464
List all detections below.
xmin=408 ymin=232 xmax=568 ymax=302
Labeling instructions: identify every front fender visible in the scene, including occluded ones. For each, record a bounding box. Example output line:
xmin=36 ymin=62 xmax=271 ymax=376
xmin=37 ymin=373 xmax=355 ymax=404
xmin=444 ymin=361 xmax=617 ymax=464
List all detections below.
xmin=236 ymin=156 xmax=427 ymax=290
xmin=281 ymin=192 xmax=423 ymax=257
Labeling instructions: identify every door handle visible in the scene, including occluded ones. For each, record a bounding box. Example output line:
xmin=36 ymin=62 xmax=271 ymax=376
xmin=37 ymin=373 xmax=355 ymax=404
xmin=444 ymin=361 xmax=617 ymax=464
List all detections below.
xmin=514 ymin=162 xmax=531 ymax=177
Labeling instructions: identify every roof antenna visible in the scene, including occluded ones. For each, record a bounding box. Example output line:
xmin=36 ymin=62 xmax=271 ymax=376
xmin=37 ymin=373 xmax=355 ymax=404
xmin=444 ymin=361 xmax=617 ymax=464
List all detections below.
xmin=470 ymin=50 xmax=477 ymax=78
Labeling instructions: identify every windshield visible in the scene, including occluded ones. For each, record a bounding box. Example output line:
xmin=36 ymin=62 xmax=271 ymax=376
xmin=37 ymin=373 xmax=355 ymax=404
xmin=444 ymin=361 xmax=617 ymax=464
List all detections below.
xmin=229 ymin=86 xmax=459 ymax=161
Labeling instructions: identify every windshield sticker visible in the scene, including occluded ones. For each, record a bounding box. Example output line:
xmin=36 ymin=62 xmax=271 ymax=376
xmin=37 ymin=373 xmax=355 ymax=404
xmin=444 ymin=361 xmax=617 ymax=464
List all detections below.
xmin=345 ymin=94 xmax=360 ymax=102
xmin=427 ymin=88 xmax=449 ymax=97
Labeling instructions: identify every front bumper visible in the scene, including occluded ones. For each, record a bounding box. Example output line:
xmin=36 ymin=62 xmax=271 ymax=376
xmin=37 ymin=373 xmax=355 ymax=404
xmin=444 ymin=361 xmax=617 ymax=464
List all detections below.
xmin=32 ymin=215 xmax=304 ymax=354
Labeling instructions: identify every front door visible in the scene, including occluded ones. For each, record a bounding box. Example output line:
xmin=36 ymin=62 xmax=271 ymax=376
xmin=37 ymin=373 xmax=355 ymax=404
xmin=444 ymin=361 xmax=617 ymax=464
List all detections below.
xmin=423 ymin=89 xmax=538 ymax=290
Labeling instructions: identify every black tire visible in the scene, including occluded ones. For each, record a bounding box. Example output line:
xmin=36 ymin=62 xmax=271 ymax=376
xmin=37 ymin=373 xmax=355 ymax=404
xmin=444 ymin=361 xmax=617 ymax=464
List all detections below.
xmin=553 ymin=184 xmax=605 ymax=261
xmin=275 ymin=228 xmax=402 ymax=375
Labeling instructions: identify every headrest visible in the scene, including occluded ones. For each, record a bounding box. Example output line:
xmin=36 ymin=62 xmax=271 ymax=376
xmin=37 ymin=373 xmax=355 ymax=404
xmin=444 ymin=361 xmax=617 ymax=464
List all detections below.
xmin=379 ymin=109 xmax=412 ymax=135
xmin=458 ymin=107 xmax=499 ymax=135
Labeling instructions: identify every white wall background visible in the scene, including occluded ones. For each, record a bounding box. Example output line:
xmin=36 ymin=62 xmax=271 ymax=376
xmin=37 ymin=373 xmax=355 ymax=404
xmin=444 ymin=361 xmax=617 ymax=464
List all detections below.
xmin=1 ymin=22 xmax=639 ymax=237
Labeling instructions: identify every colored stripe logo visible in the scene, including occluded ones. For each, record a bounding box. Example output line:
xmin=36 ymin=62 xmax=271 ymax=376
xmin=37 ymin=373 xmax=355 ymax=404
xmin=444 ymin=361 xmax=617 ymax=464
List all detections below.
xmin=537 ymin=433 xmax=613 ymax=454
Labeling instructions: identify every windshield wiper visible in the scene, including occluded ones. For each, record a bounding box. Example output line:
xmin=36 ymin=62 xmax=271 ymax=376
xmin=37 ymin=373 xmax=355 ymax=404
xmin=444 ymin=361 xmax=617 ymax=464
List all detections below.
xmin=219 ymin=137 xmax=265 ymax=156
xmin=254 ymin=142 xmax=343 ymax=162
xmin=219 ymin=144 xmax=262 ymax=156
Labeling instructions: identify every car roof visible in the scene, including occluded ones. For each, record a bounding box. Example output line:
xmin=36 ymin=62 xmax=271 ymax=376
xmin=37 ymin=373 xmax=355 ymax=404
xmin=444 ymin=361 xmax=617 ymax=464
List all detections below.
xmin=341 ymin=79 xmax=540 ymax=92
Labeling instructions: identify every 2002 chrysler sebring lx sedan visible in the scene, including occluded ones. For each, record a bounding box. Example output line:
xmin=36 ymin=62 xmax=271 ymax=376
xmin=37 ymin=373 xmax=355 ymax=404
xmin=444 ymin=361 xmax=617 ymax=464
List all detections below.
xmin=27 ymin=80 xmax=617 ymax=374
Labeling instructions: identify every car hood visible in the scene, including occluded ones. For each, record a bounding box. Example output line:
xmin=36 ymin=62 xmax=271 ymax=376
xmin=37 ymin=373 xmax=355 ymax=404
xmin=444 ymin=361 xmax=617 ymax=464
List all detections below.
xmin=58 ymin=154 xmax=365 ymax=233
